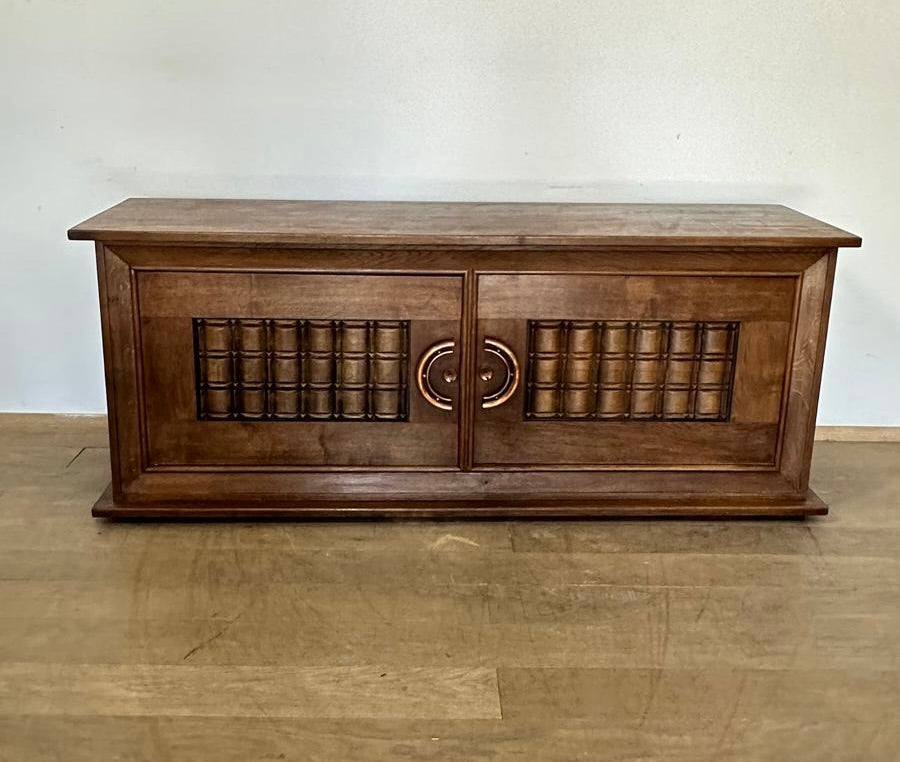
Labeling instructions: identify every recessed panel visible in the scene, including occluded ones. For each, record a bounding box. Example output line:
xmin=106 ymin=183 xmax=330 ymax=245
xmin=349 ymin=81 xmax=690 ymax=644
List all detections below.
xmin=137 ymin=271 xmax=462 ymax=468
xmin=476 ymin=272 xmax=793 ymax=468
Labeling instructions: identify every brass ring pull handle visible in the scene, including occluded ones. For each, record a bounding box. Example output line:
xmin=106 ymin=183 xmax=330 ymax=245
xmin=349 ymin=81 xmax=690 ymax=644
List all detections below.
xmin=416 ymin=339 xmax=456 ymax=411
xmin=481 ymin=337 xmax=520 ymax=409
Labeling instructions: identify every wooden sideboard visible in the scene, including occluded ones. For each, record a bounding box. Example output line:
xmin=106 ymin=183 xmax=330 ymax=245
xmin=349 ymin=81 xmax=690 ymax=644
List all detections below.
xmin=69 ymin=200 xmax=861 ymax=518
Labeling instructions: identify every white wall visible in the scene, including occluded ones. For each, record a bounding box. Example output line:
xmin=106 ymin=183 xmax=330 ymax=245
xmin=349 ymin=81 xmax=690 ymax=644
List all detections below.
xmin=2 ymin=0 xmax=898 ymax=424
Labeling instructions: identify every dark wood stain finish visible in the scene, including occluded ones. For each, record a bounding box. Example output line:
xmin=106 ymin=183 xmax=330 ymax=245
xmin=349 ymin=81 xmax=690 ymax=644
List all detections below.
xmin=70 ymin=200 xmax=860 ymax=518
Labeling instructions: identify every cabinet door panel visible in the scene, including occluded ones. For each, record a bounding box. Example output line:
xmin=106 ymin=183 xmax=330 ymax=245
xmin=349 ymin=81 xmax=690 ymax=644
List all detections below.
xmin=474 ymin=273 xmax=795 ymax=468
xmin=138 ymin=272 xmax=462 ymax=468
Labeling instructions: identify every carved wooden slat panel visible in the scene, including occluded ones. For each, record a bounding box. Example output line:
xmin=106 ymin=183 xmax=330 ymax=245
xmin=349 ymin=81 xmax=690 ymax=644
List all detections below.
xmin=194 ymin=318 xmax=409 ymax=421
xmin=525 ymin=320 xmax=738 ymax=421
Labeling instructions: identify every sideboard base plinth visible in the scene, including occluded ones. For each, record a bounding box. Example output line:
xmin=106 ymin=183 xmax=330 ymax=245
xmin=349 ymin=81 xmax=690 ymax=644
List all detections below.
xmin=91 ymin=485 xmax=828 ymax=520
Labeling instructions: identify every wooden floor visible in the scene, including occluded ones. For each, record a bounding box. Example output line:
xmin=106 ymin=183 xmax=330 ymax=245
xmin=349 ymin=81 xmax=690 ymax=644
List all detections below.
xmin=0 ymin=415 xmax=897 ymax=761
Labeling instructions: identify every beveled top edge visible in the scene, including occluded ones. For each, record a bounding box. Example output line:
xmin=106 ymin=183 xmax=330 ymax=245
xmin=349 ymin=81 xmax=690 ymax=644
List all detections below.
xmin=69 ymin=198 xmax=862 ymax=248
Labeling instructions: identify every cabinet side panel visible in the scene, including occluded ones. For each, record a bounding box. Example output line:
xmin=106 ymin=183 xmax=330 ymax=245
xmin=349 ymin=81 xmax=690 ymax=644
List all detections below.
xmin=95 ymin=245 xmax=121 ymax=492
xmin=780 ymin=250 xmax=837 ymax=491
xmin=97 ymin=245 xmax=143 ymax=496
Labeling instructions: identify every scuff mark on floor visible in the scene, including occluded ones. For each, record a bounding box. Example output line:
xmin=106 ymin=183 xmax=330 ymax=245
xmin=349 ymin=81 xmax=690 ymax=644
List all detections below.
xmin=64 ymin=447 xmax=86 ymax=469
xmin=183 ymin=608 xmax=246 ymax=661
xmin=428 ymin=534 xmax=481 ymax=550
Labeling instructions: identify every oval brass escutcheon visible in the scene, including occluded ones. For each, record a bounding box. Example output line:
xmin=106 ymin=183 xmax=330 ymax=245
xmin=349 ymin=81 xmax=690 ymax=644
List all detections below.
xmin=481 ymin=337 xmax=520 ymax=409
xmin=416 ymin=339 xmax=457 ymax=411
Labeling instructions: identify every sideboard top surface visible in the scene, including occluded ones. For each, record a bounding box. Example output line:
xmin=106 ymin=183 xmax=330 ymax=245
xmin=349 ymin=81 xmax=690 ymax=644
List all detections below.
xmin=69 ymin=199 xmax=861 ymax=249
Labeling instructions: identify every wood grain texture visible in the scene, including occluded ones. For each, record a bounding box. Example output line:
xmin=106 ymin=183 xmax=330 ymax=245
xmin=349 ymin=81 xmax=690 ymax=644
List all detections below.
xmin=0 ymin=663 xmax=500 ymax=719
xmin=497 ymin=667 xmax=898 ymax=722
xmin=476 ymin=273 xmax=796 ymax=320
xmin=473 ymin=421 xmax=778 ymax=466
xmin=2 ymin=716 xmax=895 ymax=762
xmin=69 ymin=199 xmax=862 ymax=248
xmin=136 ymin=271 xmax=463 ymax=319
xmin=0 ymin=416 xmax=898 ymax=760
xmin=111 ymin=244 xmax=832 ymax=272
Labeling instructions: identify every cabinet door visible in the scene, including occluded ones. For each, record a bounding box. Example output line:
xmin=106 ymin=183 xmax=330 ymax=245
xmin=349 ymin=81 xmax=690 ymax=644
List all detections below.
xmin=138 ymin=272 xmax=462 ymax=467
xmin=474 ymin=273 xmax=795 ymax=468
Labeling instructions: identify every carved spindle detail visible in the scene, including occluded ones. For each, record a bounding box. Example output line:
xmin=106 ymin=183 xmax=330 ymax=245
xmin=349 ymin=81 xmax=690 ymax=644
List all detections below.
xmin=194 ymin=318 xmax=409 ymax=421
xmin=525 ymin=320 xmax=738 ymax=421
